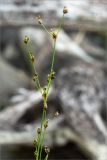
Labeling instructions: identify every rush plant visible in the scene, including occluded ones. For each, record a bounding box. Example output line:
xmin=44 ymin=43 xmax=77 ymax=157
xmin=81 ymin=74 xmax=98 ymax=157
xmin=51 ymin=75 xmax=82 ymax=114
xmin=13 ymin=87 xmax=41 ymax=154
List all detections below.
xmin=24 ymin=7 xmax=68 ymax=160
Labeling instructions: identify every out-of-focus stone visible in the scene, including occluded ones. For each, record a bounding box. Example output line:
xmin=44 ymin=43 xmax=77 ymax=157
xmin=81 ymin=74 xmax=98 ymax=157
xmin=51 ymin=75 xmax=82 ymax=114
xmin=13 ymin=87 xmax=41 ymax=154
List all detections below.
xmin=0 ymin=56 xmax=30 ymax=106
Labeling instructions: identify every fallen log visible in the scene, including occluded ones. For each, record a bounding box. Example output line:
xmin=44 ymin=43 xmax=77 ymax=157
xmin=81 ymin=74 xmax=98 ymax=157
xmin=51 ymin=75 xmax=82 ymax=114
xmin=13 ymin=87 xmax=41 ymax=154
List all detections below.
xmin=0 ymin=0 xmax=107 ymax=31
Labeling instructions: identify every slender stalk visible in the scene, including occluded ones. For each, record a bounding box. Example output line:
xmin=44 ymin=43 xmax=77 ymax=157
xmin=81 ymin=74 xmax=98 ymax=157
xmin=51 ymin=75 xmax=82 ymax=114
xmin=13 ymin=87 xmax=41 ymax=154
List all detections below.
xmin=36 ymin=109 xmax=46 ymax=160
xmin=41 ymin=24 xmax=53 ymax=37
xmin=51 ymin=40 xmax=56 ymax=72
xmin=57 ymin=14 xmax=64 ymax=35
xmin=44 ymin=154 xmax=48 ymax=160
xmin=47 ymin=40 xmax=56 ymax=95
xmin=39 ymin=109 xmax=46 ymax=160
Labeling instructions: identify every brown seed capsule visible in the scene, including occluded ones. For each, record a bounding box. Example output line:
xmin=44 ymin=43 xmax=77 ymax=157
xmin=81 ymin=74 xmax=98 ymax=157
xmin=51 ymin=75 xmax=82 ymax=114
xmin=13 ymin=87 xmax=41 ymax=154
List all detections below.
xmin=44 ymin=146 xmax=50 ymax=154
xmin=33 ymin=73 xmax=38 ymax=81
xmin=50 ymin=71 xmax=55 ymax=80
xmin=54 ymin=111 xmax=60 ymax=117
xmin=37 ymin=128 xmax=41 ymax=134
xmin=44 ymin=120 xmax=48 ymax=129
xmin=33 ymin=139 xmax=38 ymax=146
xmin=31 ymin=55 xmax=35 ymax=63
xmin=52 ymin=32 xmax=57 ymax=40
xmin=29 ymin=52 xmax=35 ymax=63
xmin=63 ymin=6 xmax=68 ymax=14
xmin=24 ymin=36 xmax=29 ymax=44
xmin=37 ymin=16 xmax=42 ymax=25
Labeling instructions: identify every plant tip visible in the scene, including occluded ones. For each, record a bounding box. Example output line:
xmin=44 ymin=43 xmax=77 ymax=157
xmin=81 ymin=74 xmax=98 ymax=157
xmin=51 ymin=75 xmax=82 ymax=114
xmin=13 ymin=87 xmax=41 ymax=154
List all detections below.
xmin=63 ymin=6 xmax=68 ymax=14
xmin=37 ymin=15 xmax=43 ymax=25
xmin=52 ymin=32 xmax=57 ymax=40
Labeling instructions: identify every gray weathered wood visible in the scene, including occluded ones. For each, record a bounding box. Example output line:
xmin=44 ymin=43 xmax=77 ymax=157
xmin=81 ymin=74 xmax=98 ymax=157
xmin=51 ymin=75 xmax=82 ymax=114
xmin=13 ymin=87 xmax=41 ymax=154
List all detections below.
xmin=0 ymin=0 xmax=107 ymax=31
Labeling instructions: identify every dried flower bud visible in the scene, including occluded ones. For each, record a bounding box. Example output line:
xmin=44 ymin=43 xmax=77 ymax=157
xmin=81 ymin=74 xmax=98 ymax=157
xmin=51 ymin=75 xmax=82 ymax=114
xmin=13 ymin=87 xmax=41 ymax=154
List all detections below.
xmin=37 ymin=16 xmax=42 ymax=25
xmin=52 ymin=32 xmax=57 ymax=40
xmin=63 ymin=6 xmax=68 ymax=14
xmin=33 ymin=139 xmax=38 ymax=146
xmin=44 ymin=146 xmax=50 ymax=154
xmin=29 ymin=51 xmax=35 ymax=63
xmin=24 ymin=36 xmax=29 ymax=44
xmin=54 ymin=111 xmax=60 ymax=117
xmin=51 ymin=71 xmax=55 ymax=80
xmin=37 ymin=128 xmax=41 ymax=134
xmin=47 ymin=71 xmax=55 ymax=82
xmin=33 ymin=73 xmax=38 ymax=81
xmin=44 ymin=120 xmax=48 ymax=129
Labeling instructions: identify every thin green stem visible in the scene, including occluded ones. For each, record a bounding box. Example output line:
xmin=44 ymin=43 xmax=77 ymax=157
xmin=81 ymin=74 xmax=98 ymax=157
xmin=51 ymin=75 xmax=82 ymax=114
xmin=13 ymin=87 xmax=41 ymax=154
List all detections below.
xmin=37 ymin=110 xmax=45 ymax=160
xmin=44 ymin=154 xmax=48 ymax=160
xmin=57 ymin=14 xmax=64 ymax=36
xmin=51 ymin=40 xmax=56 ymax=72
xmin=37 ymin=108 xmax=46 ymax=160
xmin=41 ymin=24 xmax=53 ymax=37
xmin=46 ymin=15 xmax=64 ymax=96
xmin=46 ymin=40 xmax=56 ymax=95
xmin=39 ymin=111 xmax=46 ymax=160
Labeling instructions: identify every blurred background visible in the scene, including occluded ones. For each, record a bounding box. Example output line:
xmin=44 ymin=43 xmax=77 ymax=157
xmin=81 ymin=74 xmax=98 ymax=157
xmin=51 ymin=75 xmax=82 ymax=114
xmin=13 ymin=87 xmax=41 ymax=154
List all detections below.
xmin=0 ymin=0 xmax=107 ymax=160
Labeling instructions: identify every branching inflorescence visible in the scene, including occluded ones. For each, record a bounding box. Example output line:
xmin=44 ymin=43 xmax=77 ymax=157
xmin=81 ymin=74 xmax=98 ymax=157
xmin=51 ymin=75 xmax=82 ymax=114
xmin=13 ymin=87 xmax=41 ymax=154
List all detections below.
xmin=24 ymin=7 xmax=68 ymax=160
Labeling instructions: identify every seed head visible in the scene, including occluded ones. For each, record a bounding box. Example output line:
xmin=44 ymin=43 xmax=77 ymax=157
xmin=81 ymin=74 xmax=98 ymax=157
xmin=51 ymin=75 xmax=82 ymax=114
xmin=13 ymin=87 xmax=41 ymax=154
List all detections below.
xmin=44 ymin=120 xmax=48 ymax=129
xmin=52 ymin=32 xmax=57 ymax=40
xmin=47 ymin=71 xmax=55 ymax=82
xmin=37 ymin=16 xmax=42 ymax=25
xmin=24 ymin=36 xmax=29 ymax=44
xmin=63 ymin=6 xmax=68 ymax=14
xmin=33 ymin=139 xmax=38 ymax=146
xmin=50 ymin=71 xmax=55 ymax=80
xmin=33 ymin=73 xmax=38 ymax=81
xmin=37 ymin=128 xmax=41 ymax=134
xmin=44 ymin=146 xmax=50 ymax=154
xmin=29 ymin=51 xmax=35 ymax=63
